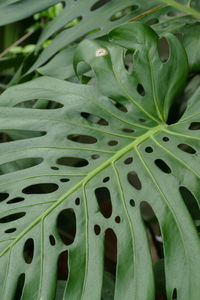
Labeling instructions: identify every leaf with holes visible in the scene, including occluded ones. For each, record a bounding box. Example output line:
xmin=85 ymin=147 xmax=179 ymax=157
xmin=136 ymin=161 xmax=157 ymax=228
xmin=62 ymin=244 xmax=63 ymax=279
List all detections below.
xmin=0 ymin=22 xmax=200 ymax=300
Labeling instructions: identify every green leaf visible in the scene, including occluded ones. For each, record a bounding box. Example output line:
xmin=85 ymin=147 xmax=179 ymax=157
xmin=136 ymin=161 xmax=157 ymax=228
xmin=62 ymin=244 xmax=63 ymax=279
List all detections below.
xmin=0 ymin=0 xmax=59 ymax=26
xmin=28 ymin=0 xmax=162 ymax=73
xmin=0 ymin=22 xmax=200 ymax=300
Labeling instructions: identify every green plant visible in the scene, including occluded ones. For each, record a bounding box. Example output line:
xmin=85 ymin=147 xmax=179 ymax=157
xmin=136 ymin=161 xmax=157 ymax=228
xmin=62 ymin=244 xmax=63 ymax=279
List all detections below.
xmin=0 ymin=1 xmax=200 ymax=300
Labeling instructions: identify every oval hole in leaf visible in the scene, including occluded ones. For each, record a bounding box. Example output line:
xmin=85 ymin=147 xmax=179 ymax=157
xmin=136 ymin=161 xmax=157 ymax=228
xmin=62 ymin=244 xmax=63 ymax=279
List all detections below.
xmin=111 ymin=99 xmax=128 ymax=112
xmin=94 ymin=224 xmax=101 ymax=235
xmin=108 ymin=140 xmax=118 ymax=146
xmin=0 ymin=157 xmax=43 ymax=176
xmin=81 ymin=112 xmax=108 ymax=126
xmin=7 ymin=197 xmax=25 ymax=204
xmin=23 ymin=238 xmax=34 ymax=264
xmin=177 ymin=144 xmax=196 ymax=154
xmin=146 ymin=18 xmax=159 ymax=25
xmin=0 ymin=193 xmax=9 ymax=202
xmin=157 ymin=37 xmax=170 ymax=63
xmin=124 ymin=157 xmax=133 ymax=165
xmin=15 ymin=99 xmax=63 ymax=109
xmin=57 ymin=209 xmax=76 ymax=245
xmin=67 ymin=134 xmax=97 ymax=144
xmin=124 ymin=49 xmax=134 ymax=73
xmin=122 ymin=128 xmax=134 ymax=133
xmin=23 ymin=183 xmax=58 ymax=194
xmin=137 ymin=84 xmax=145 ymax=96
xmin=0 ymin=212 xmax=26 ymax=223
xmin=179 ymin=186 xmax=200 ymax=220
xmin=110 ymin=5 xmax=138 ymax=21
xmin=189 ymin=122 xmax=200 ymax=130
xmin=127 ymin=171 xmax=142 ymax=190
xmin=5 ymin=228 xmax=16 ymax=233
xmin=57 ymin=157 xmax=88 ymax=167
xmin=145 ymin=146 xmax=153 ymax=153
xmin=103 ymin=177 xmax=110 ymax=183
xmin=0 ymin=130 xmax=46 ymax=143
xmin=91 ymin=0 xmax=111 ymax=11
xmin=65 ymin=16 xmax=82 ymax=30
xmin=49 ymin=235 xmax=56 ymax=246
xmin=95 ymin=187 xmax=112 ymax=218
xmin=75 ymin=197 xmax=80 ymax=205
xmin=13 ymin=273 xmax=25 ymax=300
xmin=130 ymin=199 xmax=135 ymax=207
xmin=154 ymin=159 xmax=171 ymax=174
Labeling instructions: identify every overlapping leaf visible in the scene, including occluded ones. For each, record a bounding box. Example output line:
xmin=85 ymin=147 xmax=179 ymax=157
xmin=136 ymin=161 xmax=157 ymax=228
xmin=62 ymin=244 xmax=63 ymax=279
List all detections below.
xmin=0 ymin=22 xmax=200 ymax=300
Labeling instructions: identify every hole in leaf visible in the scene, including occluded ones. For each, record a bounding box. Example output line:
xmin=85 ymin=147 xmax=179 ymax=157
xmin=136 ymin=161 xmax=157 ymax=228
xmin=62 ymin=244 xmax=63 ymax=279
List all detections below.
xmin=91 ymin=0 xmax=111 ymax=11
xmin=14 ymin=99 xmax=63 ymax=109
xmin=103 ymin=177 xmax=110 ymax=183
xmin=60 ymin=178 xmax=70 ymax=182
xmin=0 ymin=157 xmax=43 ymax=176
xmin=0 ymin=212 xmax=26 ymax=223
xmin=177 ymin=144 xmax=196 ymax=154
xmin=13 ymin=273 xmax=25 ymax=300
xmin=162 ymin=137 xmax=169 ymax=142
xmin=7 ymin=197 xmax=24 ymax=204
xmin=22 ymin=183 xmax=58 ymax=194
xmin=111 ymin=100 xmax=128 ymax=112
xmin=81 ymin=112 xmax=108 ymax=126
xmin=130 ymin=199 xmax=135 ymax=207
xmin=51 ymin=166 xmax=59 ymax=170
xmin=157 ymin=37 xmax=170 ymax=63
xmin=172 ymin=288 xmax=177 ymax=299
xmin=139 ymin=118 xmax=146 ymax=122
xmin=57 ymin=157 xmax=88 ymax=167
xmin=110 ymin=5 xmax=138 ymax=21
xmin=124 ymin=157 xmax=133 ymax=164
xmin=124 ymin=49 xmax=134 ymax=73
xmin=57 ymin=209 xmax=76 ymax=245
xmin=0 ymin=193 xmax=9 ymax=202
xmin=140 ymin=201 xmax=163 ymax=259
xmin=68 ymin=134 xmax=97 ymax=144
xmin=94 ymin=224 xmax=101 ymax=235
xmin=95 ymin=187 xmax=112 ymax=218
xmin=91 ymin=154 xmax=100 ymax=159
xmin=189 ymin=122 xmax=200 ymax=130
xmin=127 ymin=171 xmax=142 ymax=190
xmin=146 ymin=18 xmax=159 ymax=25
xmin=5 ymin=228 xmax=16 ymax=233
xmin=122 ymin=128 xmax=134 ymax=133
xmin=137 ymin=84 xmax=145 ymax=96
xmin=102 ymin=228 xmax=117 ymax=294
xmin=75 ymin=197 xmax=80 ymax=205
xmin=64 ymin=16 xmax=82 ymax=30
xmin=0 ymin=130 xmax=46 ymax=142
xmin=57 ymin=250 xmax=68 ymax=280
xmin=154 ymin=159 xmax=171 ymax=174
xmin=115 ymin=216 xmax=121 ymax=223
xmin=108 ymin=140 xmax=118 ymax=146
xmin=179 ymin=186 xmax=200 ymax=220
xmin=23 ymin=238 xmax=34 ymax=264
xmin=49 ymin=235 xmax=56 ymax=246
xmin=145 ymin=146 xmax=153 ymax=153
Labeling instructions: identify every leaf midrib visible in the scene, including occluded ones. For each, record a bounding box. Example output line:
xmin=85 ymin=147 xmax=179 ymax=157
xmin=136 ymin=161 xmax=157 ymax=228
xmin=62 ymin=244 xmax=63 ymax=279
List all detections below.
xmin=0 ymin=123 xmax=166 ymax=257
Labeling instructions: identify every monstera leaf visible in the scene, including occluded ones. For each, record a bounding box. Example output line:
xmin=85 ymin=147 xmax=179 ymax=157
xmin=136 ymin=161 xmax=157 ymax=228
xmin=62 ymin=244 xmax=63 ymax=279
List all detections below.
xmin=0 ymin=22 xmax=200 ymax=300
